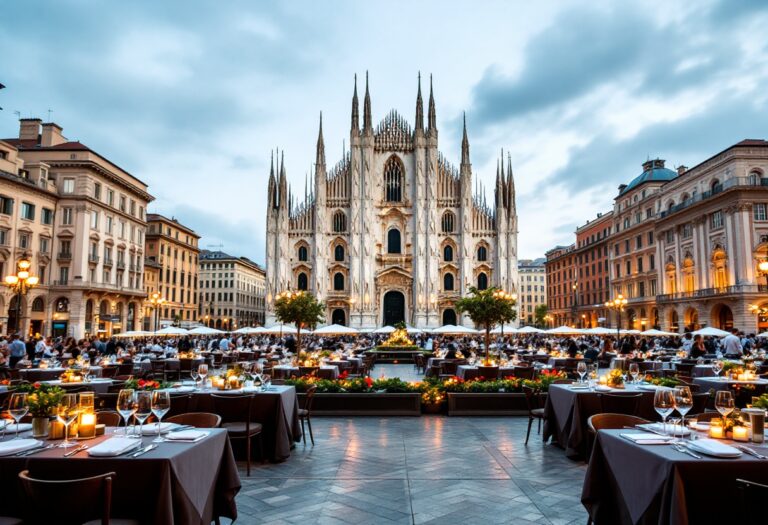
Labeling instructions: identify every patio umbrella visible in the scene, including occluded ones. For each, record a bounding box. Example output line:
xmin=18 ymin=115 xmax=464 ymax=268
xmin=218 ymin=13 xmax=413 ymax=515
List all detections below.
xmin=757 ymin=331 xmax=768 ymax=338
xmin=640 ymin=328 xmax=680 ymax=337
xmin=114 ymin=330 xmax=152 ymax=338
xmin=188 ymin=326 xmax=225 ymax=335
xmin=430 ymin=324 xmax=479 ymax=334
xmin=583 ymin=327 xmax=615 ymax=336
xmin=405 ymin=325 xmax=425 ymax=334
xmin=261 ymin=324 xmax=304 ymax=335
xmin=516 ymin=326 xmax=545 ymax=334
xmin=692 ymin=326 xmax=731 ymax=337
xmin=373 ymin=326 xmax=396 ymax=334
xmin=490 ymin=324 xmax=518 ymax=334
xmin=620 ymin=329 xmax=642 ymax=335
xmin=547 ymin=326 xmax=584 ymax=335
xmin=312 ymin=324 xmax=360 ymax=335
xmin=154 ymin=326 xmax=190 ymax=336
xmin=233 ymin=326 xmax=266 ymax=334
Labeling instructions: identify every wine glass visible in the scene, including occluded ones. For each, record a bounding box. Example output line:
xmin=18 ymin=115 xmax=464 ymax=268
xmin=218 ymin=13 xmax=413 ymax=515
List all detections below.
xmin=629 ymin=363 xmax=640 ymax=384
xmin=653 ymin=388 xmax=676 ymax=435
xmin=8 ymin=393 xmax=29 ymax=440
xmin=56 ymin=394 xmax=80 ymax=448
xmin=577 ymin=361 xmax=587 ymax=384
xmin=190 ymin=369 xmax=199 ymax=388
xmin=714 ymin=390 xmax=735 ymax=426
xmin=198 ymin=364 xmax=208 ymax=389
xmin=116 ymin=389 xmax=137 ymax=437
xmin=673 ymin=386 xmax=693 ymax=438
xmin=81 ymin=358 xmax=91 ymax=382
xmin=132 ymin=391 xmax=152 ymax=439
xmin=263 ymin=374 xmax=271 ymax=391
xmin=151 ymin=390 xmax=171 ymax=442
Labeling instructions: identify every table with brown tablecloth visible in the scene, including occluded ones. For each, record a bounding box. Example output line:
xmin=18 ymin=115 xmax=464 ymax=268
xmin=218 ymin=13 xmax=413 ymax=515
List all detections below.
xmin=693 ymin=376 xmax=768 ymax=393
xmin=691 ymin=364 xmax=715 ymax=377
xmin=543 ymin=383 xmax=658 ymax=459
xmin=190 ymin=385 xmax=302 ymax=462
xmin=19 ymin=366 xmax=103 ymax=381
xmin=40 ymin=378 xmax=115 ymax=393
xmin=0 ymin=428 xmax=240 ymax=524
xmin=582 ymin=429 xmax=768 ymax=524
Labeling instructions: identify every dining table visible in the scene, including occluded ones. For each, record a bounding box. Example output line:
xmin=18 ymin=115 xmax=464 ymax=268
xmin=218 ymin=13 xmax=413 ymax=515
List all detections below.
xmin=40 ymin=378 xmax=115 ymax=393
xmin=0 ymin=427 xmax=240 ymax=524
xmin=582 ymin=428 xmax=768 ymax=524
xmin=692 ymin=376 xmax=768 ymax=393
xmin=19 ymin=366 xmax=104 ymax=381
xmin=271 ymin=365 xmax=339 ymax=380
xmin=544 ymin=383 xmax=660 ymax=458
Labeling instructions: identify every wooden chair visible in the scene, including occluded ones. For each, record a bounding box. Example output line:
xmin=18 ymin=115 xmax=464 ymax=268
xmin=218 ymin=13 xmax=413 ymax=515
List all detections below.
xmin=100 ymin=366 xmax=118 ymax=378
xmin=96 ymin=410 xmax=121 ymax=427
xmin=95 ymin=393 xmax=118 ymax=411
xmin=414 ymin=353 xmax=426 ymax=374
xmin=18 ymin=469 xmax=139 ymax=525
xmin=737 ymin=478 xmax=768 ymax=525
xmin=587 ymin=413 xmax=650 ymax=433
xmin=689 ymin=392 xmax=710 ymax=415
xmin=522 ymin=385 xmax=546 ymax=445
xmin=298 ymin=366 xmax=319 ymax=377
xmin=166 ymin=412 xmax=222 ymax=428
xmin=211 ymin=394 xmax=262 ymax=475
xmin=167 ymin=393 xmax=192 ymax=418
xmin=439 ymin=360 xmax=459 ymax=378
xmin=598 ymin=393 xmax=642 ymax=415
xmin=117 ymin=363 xmax=134 ymax=376
xmin=676 ymin=363 xmax=695 ymax=377
xmin=150 ymin=360 xmax=167 ymax=381
xmin=298 ymin=384 xmax=317 ymax=446
xmin=511 ymin=366 xmax=534 ymax=380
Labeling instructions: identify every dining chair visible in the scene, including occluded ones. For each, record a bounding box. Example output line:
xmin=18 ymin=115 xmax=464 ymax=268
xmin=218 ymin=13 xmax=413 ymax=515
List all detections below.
xmin=18 ymin=469 xmax=140 ymax=525
xmin=95 ymin=393 xmax=118 ymax=410
xmin=299 ymin=384 xmax=317 ymax=446
xmin=414 ymin=354 xmax=426 ymax=374
xmin=688 ymin=392 xmax=710 ymax=415
xmin=439 ymin=360 xmax=459 ymax=378
xmin=598 ymin=393 xmax=642 ymax=415
xmin=96 ymin=410 xmax=122 ymax=427
xmin=512 ymin=366 xmax=534 ymax=380
xmin=587 ymin=413 xmax=649 ymax=433
xmin=116 ymin=363 xmax=134 ymax=376
xmin=166 ymin=412 xmax=222 ymax=428
xmin=737 ymin=478 xmax=768 ymax=525
xmin=151 ymin=360 xmax=167 ymax=381
xmin=522 ymin=385 xmax=546 ymax=445
xmin=211 ymin=394 xmax=263 ymax=476
xmin=100 ymin=366 xmax=118 ymax=378
xmin=675 ymin=363 xmax=695 ymax=377
xmin=298 ymin=366 xmax=319 ymax=377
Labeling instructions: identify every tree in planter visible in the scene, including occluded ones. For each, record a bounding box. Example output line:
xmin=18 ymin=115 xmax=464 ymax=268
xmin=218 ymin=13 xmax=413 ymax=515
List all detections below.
xmin=534 ymin=304 xmax=548 ymax=328
xmin=455 ymin=287 xmax=517 ymax=364
xmin=273 ymin=290 xmax=325 ymax=354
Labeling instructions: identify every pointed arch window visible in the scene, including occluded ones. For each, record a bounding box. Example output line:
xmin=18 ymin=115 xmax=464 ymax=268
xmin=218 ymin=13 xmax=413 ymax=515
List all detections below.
xmin=443 ymin=245 xmax=453 ymax=262
xmin=477 ymin=272 xmax=488 ymax=290
xmin=477 ymin=245 xmax=487 ymax=261
xmin=334 ymin=244 xmax=345 ymax=262
xmin=441 ymin=211 xmax=455 ymax=233
xmin=384 ymin=156 xmax=403 ymax=202
xmin=297 ymin=245 xmax=308 ymax=262
xmin=297 ymin=272 xmax=308 ymax=291
xmin=333 ymin=272 xmax=345 ymax=291
xmin=443 ymin=272 xmax=454 ymax=291
xmin=387 ymin=228 xmax=401 ymax=254
xmin=333 ymin=210 xmax=346 ymax=233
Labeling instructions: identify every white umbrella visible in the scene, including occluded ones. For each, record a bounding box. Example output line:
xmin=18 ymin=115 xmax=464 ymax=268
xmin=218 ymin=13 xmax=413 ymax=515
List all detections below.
xmin=373 ymin=325 xmax=396 ymax=334
xmin=262 ymin=324 xmax=304 ymax=334
xmin=114 ymin=330 xmax=152 ymax=338
xmin=312 ymin=324 xmax=360 ymax=335
xmin=583 ymin=327 xmax=615 ymax=335
xmin=155 ymin=326 xmax=190 ymax=336
xmin=692 ymin=326 xmax=731 ymax=337
xmin=490 ymin=324 xmax=518 ymax=334
xmin=641 ymin=328 xmax=680 ymax=337
xmin=757 ymin=331 xmax=768 ymax=338
xmin=620 ymin=329 xmax=642 ymax=335
xmin=405 ymin=325 xmax=425 ymax=334
xmin=547 ymin=325 xmax=584 ymax=335
xmin=431 ymin=324 xmax=479 ymax=334
xmin=517 ymin=326 xmax=545 ymax=334
xmin=234 ymin=326 xmax=266 ymax=334
xmin=188 ymin=326 xmax=225 ymax=335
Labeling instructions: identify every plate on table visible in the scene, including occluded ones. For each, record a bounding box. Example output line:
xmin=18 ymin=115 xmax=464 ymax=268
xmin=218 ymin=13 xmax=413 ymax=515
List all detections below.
xmin=595 ymin=385 xmax=614 ymax=392
xmin=167 ymin=386 xmax=195 ymax=393
xmin=687 ymin=438 xmax=742 ymax=458
xmin=0 ymin=421 xmax=33 ymax=433
xmin=212 ymin=389 xmax=244 ymax=395
xmin=638 ymin=422 xmax=691 ymax=436
xmin=0 ymin=438 xmax=43 ymax=456
xmin=689 ymin=421 xmax=710 ymax=432
xmin=569 ymin=384 xmax=589 ymax=390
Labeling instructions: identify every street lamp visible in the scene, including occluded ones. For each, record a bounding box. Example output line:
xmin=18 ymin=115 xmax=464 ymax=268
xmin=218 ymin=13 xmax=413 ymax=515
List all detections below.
xmin=757 ymin=260 xmax=768 ymax=290
xmin=4 ymin=257 xmax=39 ymax=336
xmin=544 ymin=314 xmax=553 ymax=328
xmin=492 ymin=289 xmax=517 ymax=336
xmin=148 ymin=292 xmax=166 ymax=333
xmin=605 ymin=294 xmax=628 ymax=340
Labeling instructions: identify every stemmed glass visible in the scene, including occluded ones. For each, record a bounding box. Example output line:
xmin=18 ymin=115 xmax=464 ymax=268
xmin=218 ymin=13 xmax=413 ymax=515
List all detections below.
xmin=712 ymin=360 xmax=724 ymax=377
xmin=577 ymin=361 xmax=587 ymax=384
xmin=629 ymin=363 xmax=640 ymax=384
xmin=198 ymin=364 xmax=208 ymax=389
xmin=151 ymin=390 xmax=170 ymax=443
xmin=673 ymin=386 xmax=693 ymax=438
xmin=715 ymin=390 xmax=735 ymax=426
xmin=81 ymin=358 xmax=91 ymax=382
xmin=133 ymin=391 xmax=152 ymax=439
xmin=56 ymin=394 xmax=80 ymax=448
xmin=653 ymin=388 xmax=676 ymax=436
xmin=117 ymin=389 xmax=136 ymax=437
xmin=8 ymin=393 xmax=29 ymax=440
xmin=190 ymin=369 xmax=199 ymax=389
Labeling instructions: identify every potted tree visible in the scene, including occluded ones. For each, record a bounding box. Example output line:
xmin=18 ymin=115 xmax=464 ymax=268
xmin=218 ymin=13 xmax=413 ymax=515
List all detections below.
xmin=273 ymin=290 xmax=325 ymax=354
xmin=456 ymin=286 xmax=517 ymax=365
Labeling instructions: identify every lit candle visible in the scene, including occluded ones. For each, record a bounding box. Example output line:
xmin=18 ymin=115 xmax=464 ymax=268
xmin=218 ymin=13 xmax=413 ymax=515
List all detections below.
xmin=733 ymin=425 xmax=749 ymax=442
xmin=78 ymin=412 xmax=96 ymax=439
xmin=709 ymin=422 xmax=724 ymax=439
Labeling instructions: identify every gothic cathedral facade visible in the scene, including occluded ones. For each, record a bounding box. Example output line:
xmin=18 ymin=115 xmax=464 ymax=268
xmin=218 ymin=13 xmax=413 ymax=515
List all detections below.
xmin=265 ymin=75 xmax=518 ymax=329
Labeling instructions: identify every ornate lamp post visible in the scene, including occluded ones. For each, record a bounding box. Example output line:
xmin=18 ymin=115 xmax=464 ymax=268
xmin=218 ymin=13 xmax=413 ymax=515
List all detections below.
xmin=544 ymin=314 xmax=553 ymax=328
xmin=4 ymin=257 xmax=39 ymax=335
xmin=148 ymin=292 xmax=166 ymax=333
xmin=605 ymin=294 xmax=628 ymax=341
xmin=492 ymin=289 xmax=517 ymax=337
xmin=757 ymin=260 xmax=768 ymax=290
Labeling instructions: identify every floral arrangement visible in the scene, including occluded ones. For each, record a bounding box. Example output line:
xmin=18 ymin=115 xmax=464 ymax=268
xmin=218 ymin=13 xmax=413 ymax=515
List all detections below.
xmin=380 ymin=328 xmax=415 ymax=347
xmin=645 ymin=375 xmax=681 ymax=388
xmin=721 ymin=361 xmax=741 ymax=373
xmin=296 ymin=351 xmax=320 ymax=367
xmin=604 ymin=369 xmax=624 ymax=388
xmin=0 ymin=378 xmax=10 ymax=386
xmin=535 ymin=369 xmax=569 ymax=390
xmin=15 ymin=382 xmax=65 ymax=417
xmin=421 ymin=386 xmax=444 ymax=405
xmin=60 ymin=368 xmax=85 ymax=383
xmin=751 ymin=394 xmax=768 ymax=410
xmin=124 ymin=378 xmax=169 ymax=391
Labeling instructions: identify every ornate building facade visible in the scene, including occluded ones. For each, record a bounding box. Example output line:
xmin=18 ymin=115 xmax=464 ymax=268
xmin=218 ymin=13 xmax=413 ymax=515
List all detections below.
xmin=266 ymin=75 xmax=519 ymax=329
xmin=517 ymin=258 xmax=546 ymax=326
xmin=199 ymin=250 xmax=266 ymax=330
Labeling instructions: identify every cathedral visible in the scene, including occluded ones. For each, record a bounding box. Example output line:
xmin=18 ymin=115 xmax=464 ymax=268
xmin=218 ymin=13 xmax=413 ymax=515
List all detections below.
xmin=265 ymin=74 xmax=518 ymax=329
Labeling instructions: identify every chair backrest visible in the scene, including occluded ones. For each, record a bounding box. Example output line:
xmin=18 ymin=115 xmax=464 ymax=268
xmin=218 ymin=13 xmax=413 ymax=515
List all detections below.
xmin=303 ymin=384 xmax=318 ymax=414
xmin=167 ymin=393 xmax=192 ymax=417
xmin=598 ymin=392 xmax=642 ymax=415
xmin=298 ymin=366 xmax=319 ymax=377
xmin=96 ymin=410 xmax=122 ymax=427
xmin=512 ymin=366 xmax=534 ymax=380
xmin=100 ymin=366 xmax=118 ymax=378
xmin=166 ymin=412 xmax=222 ymax=428
xmin=19 ymin=469 xmax=114 ymax=525
xmin=477 ymin=366 xmax=499 ymax=380
xmin=151 ymin=360 xmax=166 ymax=373
xmin=117 ymin=363 xmax=134 ymax=376
xmin=588 ymin=413 xmax=649 ymax=433
xmin=440 ymin=361 xmax=459 ymax=376
xmin=690 ymin=392 xmax=709 ymax=414
xmin=737 ymin=478 xmax=768 ymax=525
xmin=211 ymin=394 xmax=253 ymax=425
xmin=95 ymin=393 xmax=118 ymax=411
xmin=676 ymin=363 xmax=695 ymax=376
xmin=522 ymin=385 xmax=544 ymax=412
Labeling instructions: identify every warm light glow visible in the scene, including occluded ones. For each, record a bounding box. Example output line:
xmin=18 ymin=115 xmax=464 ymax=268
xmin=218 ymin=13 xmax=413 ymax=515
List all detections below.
xmin=5 ymin=275 xmax=19 ymax=285
xmin=26 ymin=276 xmax=39 ymax=286
xmin=17 ymin=259 xmax=31 ymax=271
xmin=759 ymin=260 xmax=768 ymax=273
xmin=17 ymin=271 xmax=29 ymax=280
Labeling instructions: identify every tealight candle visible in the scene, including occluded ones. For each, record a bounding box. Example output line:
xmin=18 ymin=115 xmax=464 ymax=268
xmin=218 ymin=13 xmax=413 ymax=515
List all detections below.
xmin=78 ymin=412 xmax=96 ymax=439
xmin=732 ymin=425 xmax=749 ymax=442
xmin=709 ymin=422 xmax=724 ymax=439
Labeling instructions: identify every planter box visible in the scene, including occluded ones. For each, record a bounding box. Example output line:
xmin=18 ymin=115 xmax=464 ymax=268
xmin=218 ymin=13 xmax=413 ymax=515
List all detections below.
xmin=447 ymin=392 xmax=539 ymax=416
xmin=367 ymin=348 xmax=427 ymax=363
xmin=298 ymin=392 xmax=422 ymax=416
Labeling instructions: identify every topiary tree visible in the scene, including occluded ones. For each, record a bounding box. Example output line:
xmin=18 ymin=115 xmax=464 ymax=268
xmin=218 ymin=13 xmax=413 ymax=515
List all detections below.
xmin=455 ymin=286 xmax=517 ymax=364
xmin=273 ymin=291 xmax=325 ymax=354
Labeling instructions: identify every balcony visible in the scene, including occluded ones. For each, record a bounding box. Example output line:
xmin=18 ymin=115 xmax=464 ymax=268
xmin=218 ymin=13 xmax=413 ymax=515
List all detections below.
xmin=57 ymin=252 xmax=72 ymax=260
xmin=658 ymin=177 xmax=768 ymax=220
xmin=103 ymin=258 xmax=113 ymax=267
xmin=88 ymin=254 xmax=100 ymax=264
xmin=657 ymin=284 xmax=767 ymax=302
xmin=116 ymin=261 xmax=126 ymax=270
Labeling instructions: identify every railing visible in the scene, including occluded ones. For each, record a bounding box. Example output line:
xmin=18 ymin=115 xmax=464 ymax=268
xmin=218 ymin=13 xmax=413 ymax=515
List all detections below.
xmin=116 ymin=261 xmax=126 ymax=270
xmin=103 ymin=258 xmax=113 ymax=267
xmin=57 ymin=252 xmax=72 ymax=260
xmin=657 ymin=284 xmax=765 ymax=302
xmin=659 ymin=177 xmax=768 ymax=219
xmin=88 ymin=254 xmax=100 ymax=263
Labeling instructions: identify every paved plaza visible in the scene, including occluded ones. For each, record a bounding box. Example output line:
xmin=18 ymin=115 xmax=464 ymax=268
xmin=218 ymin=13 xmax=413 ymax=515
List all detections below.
xmin=234 ymin=416 xmax=588 ymax=525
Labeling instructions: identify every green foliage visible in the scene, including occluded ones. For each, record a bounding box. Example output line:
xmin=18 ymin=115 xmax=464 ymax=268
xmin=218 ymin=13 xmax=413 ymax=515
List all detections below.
xmin=15 ymin=382 xmax=65 ymax=417
xmin=645 ymin=375 xmax=681 ymax=388
xmin=371 ymin=378 xmax=414 ymax=392
xmin=455 ymin=286 xmax=518 ymax=361
xmin=751 ymin=394 xmax=768 ymax=410
xmin=534 ymin=304 xmax=548 ymax=327
xmin=274 ymin=291 xmax=325 ymax=353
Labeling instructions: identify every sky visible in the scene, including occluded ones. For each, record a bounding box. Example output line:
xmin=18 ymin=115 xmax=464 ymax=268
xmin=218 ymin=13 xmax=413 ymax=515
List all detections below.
xmin=1 ymin=0 xmax=767 ymax=264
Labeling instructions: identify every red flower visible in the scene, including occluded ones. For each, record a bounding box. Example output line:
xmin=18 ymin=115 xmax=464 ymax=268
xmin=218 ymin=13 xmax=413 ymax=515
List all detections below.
xmin=33 ymin=382 xmax=41 ymax=389
xmin=338 ymin=370 xmax=349 ymax=380
xmin=364 ymin=377 xmax=373 ymax=388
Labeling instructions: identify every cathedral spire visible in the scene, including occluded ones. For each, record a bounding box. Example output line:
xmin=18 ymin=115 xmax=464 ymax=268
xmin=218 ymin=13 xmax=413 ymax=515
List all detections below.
xmin=415 ymin=72 xmax=424 ymax=132
xmin=363 ymin=71 xmax=372 ymax=132
xmin=351 ymin=74 xmax=359 ymax=132
xmin=461 ymin=112 xmax=470 ymax=166
xmin=507 ymin=153 xmax=516 ymax=212
xmin=316 ymin=112 xmax=325 ymax=168
xmin=268 ymin=150 xmax=276 ymax=209
xmin=278 ymin=150 xmax=287 ymax=209
xmin=427 ymin=74 xmax=436 ymax=133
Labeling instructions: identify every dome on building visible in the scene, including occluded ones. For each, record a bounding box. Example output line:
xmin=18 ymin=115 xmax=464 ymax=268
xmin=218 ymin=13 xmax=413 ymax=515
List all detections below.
xmin=619 ymin=159 xmax=676 ymax=195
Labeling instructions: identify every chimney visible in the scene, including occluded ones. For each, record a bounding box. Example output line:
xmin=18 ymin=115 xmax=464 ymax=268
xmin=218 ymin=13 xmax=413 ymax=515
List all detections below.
xmin=19 ymin=118 xmax=42 ymax=141
xmin=677 ymin=165 xmax=687 ymax=175
xmin=41 ymin=122 xmax=66 ymax=147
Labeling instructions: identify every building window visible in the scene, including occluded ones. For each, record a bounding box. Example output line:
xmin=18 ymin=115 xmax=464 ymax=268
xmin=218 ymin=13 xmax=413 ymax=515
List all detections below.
xmin=387 ymin=228 xmax=401 ymax=254
xmin=749 ymin=171 xmax=762 ymax=185
xmin=384 ymin=156 xmax=403 ymax=202
xmin=332 ymin=210 xmax=346 ymax=232
xmin=94 ymin=183 xmax=102 ymax=199
xmin=710 ymin=210 xmax=724 ymax=229
xmin=297 ymin=272 xmax=308 ymax=291
xmin=90 ymin=210 xmax=99 ymax=229
xmin=443 ymin=273 xmax=454 ymax=291
xmin=107 ymin=189 xmax=114 ymax=206
xmin=333 ymin=272 xmax=345 ymax=291
xmin=62 ymin=178 xmax=75 ymax=193
xmin=0 ymin=195 xmax=12 ymax=215
xmin=477 ymin=272 xmax=488 ymax=290
xmin=59 ymin=266 xmax=69 ymax=284
xmin=334 ymin=244 xmax=345 ymax=261
xmin=40 ymin=208 xmax=53 ymax=225
xmin=297 ymin=245 xmax=308 ymax=261
xmin=21 ymin=202 xmax=35 ymax=220
xmin=682 ymin=224 xmax=692 ymax=239
xmin=441 ymin=211 xmax=455 ymax=233
xmin=443 ymin=245 xmax=453 ymax=262
xmin=39 ymin=237 xmax=49 ymax=254
xmin=755 ymin=204 xmax=767 ymax=221
xmin=647 ymin=231 xmax=654 ymax=245
xmin=19 ymin=232 xmax=30 ymax=249
xmin=477 ymin=246 xmax=487 ymax=261
xmin=636 ymin=235 xmax=642 ymax=250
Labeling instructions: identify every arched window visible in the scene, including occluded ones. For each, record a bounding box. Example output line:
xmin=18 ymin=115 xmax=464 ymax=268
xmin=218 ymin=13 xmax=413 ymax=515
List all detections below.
xmin=441 ymin=211 xmax=455 ymax=233
xmin=334 ymin=244 xmax=345 ymax=262
xmin=297 ymin=272 xmax=308 ymax=291
xmin=333 ymin=272 xmax=345 ymax=291
xmin=333 ymin=210 xmax=346 ymax=233
xmin=477 ymin=245 xmax=487 ymax=261
xmin=297 ymin=245 xmax=308 ymax=262
xmin=56 ymin=298 xmax=69 ymax=312
xmin=443 ymin=245 xmax=453 ymax=262
xmin=384 ymin=156 xmax=403 ymax=202
xmin=749 ymin=170 xmax=762 ymax=186
xmin=387 ymin=228 xmax=401 ymax=254
xmin=443 ymin=273 xmax=454 ymax=291
xmin=31 ymin=297 xmax=44 ymax=312
xmin=477 ymin=272 xmax=488 ymax=290
xmin=711 ymin=179 xmax=722 ymax=194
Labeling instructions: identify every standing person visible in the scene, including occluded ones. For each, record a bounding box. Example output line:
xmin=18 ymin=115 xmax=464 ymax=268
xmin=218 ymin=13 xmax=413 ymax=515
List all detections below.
xmin=25 ymin=337 xmax=36 ymax=361
xmin=689 ymin=334 xmax=707 ymax=359
xmin=8 ymin=334 xmax=26 ymax=368
xmin=723 ymin=328 xmax=743 ymax=358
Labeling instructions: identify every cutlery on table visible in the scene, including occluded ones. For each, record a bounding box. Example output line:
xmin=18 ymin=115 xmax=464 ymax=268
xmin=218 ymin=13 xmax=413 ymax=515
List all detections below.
xmin=629 ymin=425 xmax=669 ymax=438
xmin=736 ymin=445 xmax=767 ymax=459
xmin=131 ymin=444 xmax=157 ymax=458
xmin=63 ymin=445 xmax=88 ymax=457
xmin=673 ymin=443 xmax=702 ymax=459
xmin=16 ymin=444 xmax=55 ymax=457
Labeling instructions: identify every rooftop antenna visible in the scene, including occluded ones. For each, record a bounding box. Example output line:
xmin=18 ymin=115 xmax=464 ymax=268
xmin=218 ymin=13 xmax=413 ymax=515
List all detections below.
xmin=47 ymin=109 xmax=53 ymax=121
xmin=13 ymin=110 xmax=20 ymax=118
xmin=206 ymin=243 xmax=224 ymax=251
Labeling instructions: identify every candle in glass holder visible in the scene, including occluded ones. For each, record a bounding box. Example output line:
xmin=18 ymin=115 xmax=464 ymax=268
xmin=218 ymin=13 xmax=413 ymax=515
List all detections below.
xmin=709 ymin=421 xmax=724 ymax=439
xmin=732 ymin=425 xmax=749 ymax=442
xmin=228 ymin=375 xmax=240 ymax=389
xmin=78 ymin=412 xmax=96 ymax=439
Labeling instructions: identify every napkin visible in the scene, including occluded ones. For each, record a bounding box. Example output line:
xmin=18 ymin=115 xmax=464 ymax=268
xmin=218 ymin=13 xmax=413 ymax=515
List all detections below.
xmin=639 ymin=423 xmax=691 ymax=436
xmin=620 ymin=432 xmax=674 ymax=445
xmin=0 ymin=438 xmax=43 ymax=456
xmin=687 ymin=439 xmax=742 ymax=458
xmin=87 ymin=437 xmax=142 ymax=457
xmin=0 ymin=421 xmax=33 ymax=433
xmin=637 ymin=384 xmax=659 ymax=391
xmin=165 ymin=430 xmax=208 ymax=442
xmin=141 ymin=422 xmax=179 ymax=435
